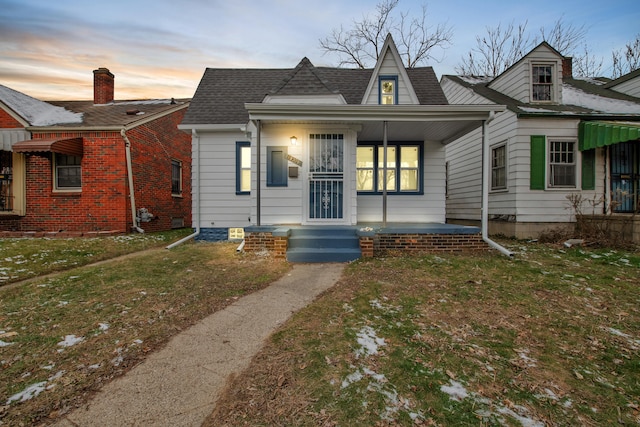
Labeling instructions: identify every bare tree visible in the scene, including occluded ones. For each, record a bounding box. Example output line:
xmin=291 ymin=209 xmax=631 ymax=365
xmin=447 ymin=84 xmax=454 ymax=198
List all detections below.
xmin=455 ymin=21 xmax=531 ymax=76
xmin=573 ymin=44 xmax=603 ymax=78
xmin=319 ymin=0 xmax=453 ymax=68
xmin=457 ymin=17 xmax=592 ymax=77
xmin=612 ymin=34 xmax=640 ymax=78
xmin=537 ymin=17 xmax=587 ymax=57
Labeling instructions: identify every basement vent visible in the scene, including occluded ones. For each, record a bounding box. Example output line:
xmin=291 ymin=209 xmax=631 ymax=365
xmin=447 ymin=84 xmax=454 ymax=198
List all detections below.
xmin=171 ymin=217 xmax=184 ymax=229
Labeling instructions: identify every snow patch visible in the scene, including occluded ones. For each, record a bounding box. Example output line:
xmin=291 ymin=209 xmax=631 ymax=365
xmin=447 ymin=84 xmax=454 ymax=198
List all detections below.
xmin=440 ymin=379 xmax=468 ymax=401
xmin=57 ymin=334 xmax=84 ymax=348
xmin=355 ymin=326 xmax=386 ymax=358
xmin=459 ymin=75 xmax=492 ymax=84
xmin=6 ymin=381 xmax=47 ymax=404
xmin=0 ymin=84 xmax=83 ymax=125
xmin=562 ymin=84 xmax=640 ymax=114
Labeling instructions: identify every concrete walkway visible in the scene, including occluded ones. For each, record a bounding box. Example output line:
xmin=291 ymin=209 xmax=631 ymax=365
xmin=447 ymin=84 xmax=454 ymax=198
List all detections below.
xmin=55 ymin=263 xmax=345 ymax=427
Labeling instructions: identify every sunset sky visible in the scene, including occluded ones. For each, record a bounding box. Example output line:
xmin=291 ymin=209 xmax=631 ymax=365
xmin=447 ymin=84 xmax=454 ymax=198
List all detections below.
xmin=1 ymin=0 xmax=638 ymax=101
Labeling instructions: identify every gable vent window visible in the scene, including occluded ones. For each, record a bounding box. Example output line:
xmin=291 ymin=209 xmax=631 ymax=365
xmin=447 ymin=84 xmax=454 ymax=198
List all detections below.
xmin=379 ymin=76 xmax=398 ymax=105
xmin=532 ymin=65 xmax=553 ymax=101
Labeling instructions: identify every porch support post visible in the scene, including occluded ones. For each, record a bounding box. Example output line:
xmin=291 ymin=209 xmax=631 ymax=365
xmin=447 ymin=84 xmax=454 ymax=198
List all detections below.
xmin=383 ymin=120 xmax=388 ymax=227
xmin=256 ymin=119 xmax=262 ymax=226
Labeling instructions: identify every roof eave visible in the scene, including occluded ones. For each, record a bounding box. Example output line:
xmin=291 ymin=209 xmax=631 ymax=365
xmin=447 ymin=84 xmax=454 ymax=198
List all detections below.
xmin=244 ymin=103 xmax=506 ymax=122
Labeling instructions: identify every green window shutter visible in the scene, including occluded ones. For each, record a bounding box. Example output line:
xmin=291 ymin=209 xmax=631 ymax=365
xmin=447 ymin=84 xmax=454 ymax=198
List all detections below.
xmin=530 ymin=135 xmax=546 ymax=190
xmin=581 ymin=149 xmax=596 ymax=190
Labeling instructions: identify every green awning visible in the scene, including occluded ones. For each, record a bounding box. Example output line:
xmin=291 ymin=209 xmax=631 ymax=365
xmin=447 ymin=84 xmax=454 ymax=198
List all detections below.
xmin=579 ymin=121 xmax=640 ymax=151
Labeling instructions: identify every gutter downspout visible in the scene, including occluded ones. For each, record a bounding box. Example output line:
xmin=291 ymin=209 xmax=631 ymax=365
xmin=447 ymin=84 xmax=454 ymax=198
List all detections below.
xmin=167 ymin=129 xmax=201 ymax=249
xmin=481 ymin=113 xmax=513 ymax=257
xmin=121 ymin=128 xmax=144 ymax=233
xmin=256 ymin=120 xmax=261 ymax=226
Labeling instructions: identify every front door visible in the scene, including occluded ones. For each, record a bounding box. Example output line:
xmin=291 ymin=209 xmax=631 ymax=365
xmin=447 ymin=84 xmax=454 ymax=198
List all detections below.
xmin=308 ymin=133 xmax=344 ymax=221
xmin=610 ymin=142 xmax=639 ymax=213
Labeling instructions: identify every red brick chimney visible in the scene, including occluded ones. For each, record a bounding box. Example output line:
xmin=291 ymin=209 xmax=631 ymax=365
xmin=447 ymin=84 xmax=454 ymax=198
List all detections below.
xmin=562 ymin=57 xmax=573 ymax=79
xmin=93 ymin=68 xmax=114 ymax=104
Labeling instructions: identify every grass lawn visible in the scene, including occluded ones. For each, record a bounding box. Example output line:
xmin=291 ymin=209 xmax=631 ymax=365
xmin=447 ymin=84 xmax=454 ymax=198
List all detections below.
xmin=0 ymin=229 xmax=194 ymax=285
xmin=206 ymin=241 xmax=640 ymax=426
xmin=0 ymin=237 xmax=290 ymax=426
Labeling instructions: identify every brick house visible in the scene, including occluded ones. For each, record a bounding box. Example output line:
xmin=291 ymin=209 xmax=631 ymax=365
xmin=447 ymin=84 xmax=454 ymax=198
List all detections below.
xmin=0 ymin=68 xmax=191 ymax=236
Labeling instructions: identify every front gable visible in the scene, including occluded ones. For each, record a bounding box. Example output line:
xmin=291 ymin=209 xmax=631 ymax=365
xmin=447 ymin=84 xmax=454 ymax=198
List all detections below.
xmin=263 ymin=57 xmax=346 ymax=105
xmin=361 ymin=34 xmax=419 ymax=105
xmin=488 ymin=42 xmax=564 ymax=104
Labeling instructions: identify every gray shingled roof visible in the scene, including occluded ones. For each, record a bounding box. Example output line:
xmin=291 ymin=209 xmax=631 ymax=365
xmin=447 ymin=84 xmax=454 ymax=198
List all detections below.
xmin=443 ymin=75 xmax=640 ymax=117
xmin=182 ymin=59 xmax=448 ymax=125
xmin=47 ymin=99 xmax=190 ymax=128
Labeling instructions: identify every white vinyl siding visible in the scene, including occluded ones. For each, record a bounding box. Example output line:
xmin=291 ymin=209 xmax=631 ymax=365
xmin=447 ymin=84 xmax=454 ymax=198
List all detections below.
xmin=363 ymin=51 xmax=416 ymax=105
xmin=488 ymin=44 xmax=562 ymax=104
xmin=198 ymin=131 xmax=251 ymax=228
xmin=610 ymin=77 xmax=640 ymax=98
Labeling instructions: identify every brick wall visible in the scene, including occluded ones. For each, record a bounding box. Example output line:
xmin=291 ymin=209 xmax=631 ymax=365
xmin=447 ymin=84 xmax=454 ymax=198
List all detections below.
xmin=375 ymin=233 xmax=489 ymax=253
xmin=127 ymin=108 xmax=192 ymax=233
xmin=2 ymin=130 xmax=129 ymax=233
xmin=0 ymin=108 xmax=192 ymax=234
xmin=244 ymin=231 xmax=287 ymax=259
xmin=0 ymin=109 xmax=24 ymax=128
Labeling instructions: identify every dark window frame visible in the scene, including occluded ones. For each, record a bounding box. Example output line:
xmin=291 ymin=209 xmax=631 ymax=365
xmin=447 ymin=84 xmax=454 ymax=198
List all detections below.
xmin=378 ymin=75 xmax=399 ymax=105
xmin=356 ymin=142 xmax=423 ymax=195
xmin=171 ymin=159 xmax=182 ymax=196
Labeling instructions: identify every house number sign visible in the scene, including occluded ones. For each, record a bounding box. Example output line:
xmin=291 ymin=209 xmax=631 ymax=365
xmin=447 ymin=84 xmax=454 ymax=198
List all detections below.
xmin=287 ymin=154 xmax=303 ymax=167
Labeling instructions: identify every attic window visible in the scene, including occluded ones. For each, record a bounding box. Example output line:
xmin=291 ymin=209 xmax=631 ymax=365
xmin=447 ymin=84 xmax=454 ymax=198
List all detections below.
xmin=379 ymin=76 xmax=398 ymax=105
xmin=532 ymin=65 xmax=554 ymax=102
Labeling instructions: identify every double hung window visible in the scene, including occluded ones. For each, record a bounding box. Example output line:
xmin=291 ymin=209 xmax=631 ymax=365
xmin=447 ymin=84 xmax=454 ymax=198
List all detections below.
xmin=54 ymin=154 xmax=81 ymax=190
xmin=532 ymin=65 xmax=553 ymax=101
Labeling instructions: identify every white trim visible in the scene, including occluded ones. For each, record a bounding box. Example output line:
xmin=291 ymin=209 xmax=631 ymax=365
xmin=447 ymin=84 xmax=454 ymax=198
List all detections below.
xmin=177 ymin=123 xmax=246 ymax=132
xmin=530 ymin=62 xmax=557 ymax=103
xmin=245 ymin=103 xmax=505 ymax=122
xmin=302 ymin=128 xmax=353 ymax=225
xmin=489 ymin=141 xmax=508 ymax=192
xmin=546 ymin=137 xmax=579 ymax=190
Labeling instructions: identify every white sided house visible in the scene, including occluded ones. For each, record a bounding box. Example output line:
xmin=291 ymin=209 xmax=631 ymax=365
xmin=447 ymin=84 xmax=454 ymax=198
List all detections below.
xmin=179 ymin=35 xmax=506 ymax=261
xmin=441 ymin=42 xmax=640 ymax=243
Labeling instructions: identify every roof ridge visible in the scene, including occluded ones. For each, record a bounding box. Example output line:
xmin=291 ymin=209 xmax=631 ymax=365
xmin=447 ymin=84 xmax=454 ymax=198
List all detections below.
xmin=269 ymin=57 xmax=339 ymax=96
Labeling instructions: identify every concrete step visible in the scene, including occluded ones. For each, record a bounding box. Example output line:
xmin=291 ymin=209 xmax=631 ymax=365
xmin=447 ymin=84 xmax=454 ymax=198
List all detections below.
xmin=286 ymin=227 xmax=361 ymax=263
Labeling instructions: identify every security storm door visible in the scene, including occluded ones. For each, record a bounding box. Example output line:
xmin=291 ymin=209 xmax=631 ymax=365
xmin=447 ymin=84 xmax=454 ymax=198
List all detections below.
xmin=610 ymin=142 xmax=639 ymax=213
xmin=308 ymin=133 xmax=344 ymax=220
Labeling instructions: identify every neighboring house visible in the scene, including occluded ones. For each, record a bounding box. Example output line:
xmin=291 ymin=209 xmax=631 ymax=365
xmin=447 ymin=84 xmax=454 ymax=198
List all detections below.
xmin=441 ymin=42 xmax=640 ymax=242
xmin=604 ymin=68 xmax=640 ymax=98
xmin=0 ymin=68 xmax=192 ymax=235
xmin=179 ymin=35 xmax=505 ymax=261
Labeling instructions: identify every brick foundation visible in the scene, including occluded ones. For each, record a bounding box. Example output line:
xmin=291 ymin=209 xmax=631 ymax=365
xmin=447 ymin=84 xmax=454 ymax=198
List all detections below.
xmin=243 ymin=231 xmax=287 ymax=259
xmin=374 ymin=233 xmax=489 ymax=253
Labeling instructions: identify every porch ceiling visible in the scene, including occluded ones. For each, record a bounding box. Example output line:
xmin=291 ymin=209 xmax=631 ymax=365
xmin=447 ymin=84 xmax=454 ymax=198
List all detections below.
xmin=245 ymin=103 xmax=506 ymax=144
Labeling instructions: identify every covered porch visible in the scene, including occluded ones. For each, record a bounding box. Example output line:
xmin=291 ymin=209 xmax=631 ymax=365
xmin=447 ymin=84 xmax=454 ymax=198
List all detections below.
xmin=242 ymin=103 xmax=509 ymax=260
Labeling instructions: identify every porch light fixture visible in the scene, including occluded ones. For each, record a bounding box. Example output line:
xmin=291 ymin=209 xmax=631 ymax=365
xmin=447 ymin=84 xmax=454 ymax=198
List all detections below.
xmin=290 ymin=136 xmax=298 ymax=145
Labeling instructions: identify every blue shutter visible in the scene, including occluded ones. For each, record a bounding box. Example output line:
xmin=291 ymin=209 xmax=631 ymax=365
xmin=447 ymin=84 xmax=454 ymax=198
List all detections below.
xmin=267 ymin=146 xmax=288 ymax=187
